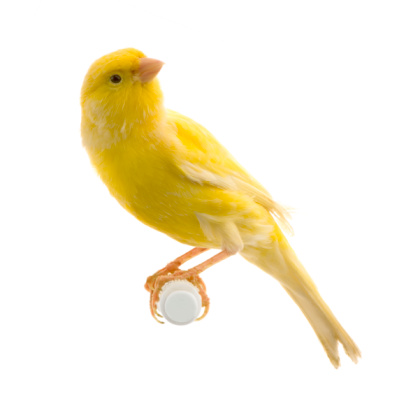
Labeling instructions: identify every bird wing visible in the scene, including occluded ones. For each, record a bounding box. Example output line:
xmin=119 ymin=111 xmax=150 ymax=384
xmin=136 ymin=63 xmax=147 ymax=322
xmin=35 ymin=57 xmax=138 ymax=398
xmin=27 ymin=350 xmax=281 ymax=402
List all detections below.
xmin=167 ymin=109 xmax=293 ymax=234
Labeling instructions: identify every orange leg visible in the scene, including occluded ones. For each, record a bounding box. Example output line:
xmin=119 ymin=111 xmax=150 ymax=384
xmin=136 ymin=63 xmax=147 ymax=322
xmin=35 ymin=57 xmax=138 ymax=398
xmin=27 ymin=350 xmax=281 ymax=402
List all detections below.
xmin=144 ymin=247 xmax=208 ymax=292
xmin=145 ymin=250 xmax=232 ymax=323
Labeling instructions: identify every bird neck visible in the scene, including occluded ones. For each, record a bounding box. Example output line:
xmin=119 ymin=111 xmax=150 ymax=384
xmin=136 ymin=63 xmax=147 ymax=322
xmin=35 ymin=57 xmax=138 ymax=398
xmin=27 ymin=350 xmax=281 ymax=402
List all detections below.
xmin=131 ymin=79 xmax=165 ymax=130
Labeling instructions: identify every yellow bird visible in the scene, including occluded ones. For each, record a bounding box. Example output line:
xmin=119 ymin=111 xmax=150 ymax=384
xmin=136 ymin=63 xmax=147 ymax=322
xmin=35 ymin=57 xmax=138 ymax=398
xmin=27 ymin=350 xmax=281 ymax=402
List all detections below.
xmin=81 ymin=48 xmax=360 ymax=368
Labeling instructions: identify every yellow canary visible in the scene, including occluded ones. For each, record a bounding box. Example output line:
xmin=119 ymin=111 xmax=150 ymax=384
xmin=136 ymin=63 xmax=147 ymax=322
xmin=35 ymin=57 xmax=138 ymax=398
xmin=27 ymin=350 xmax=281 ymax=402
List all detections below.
xmin=81 ymin=48 xmax=360 ymax=368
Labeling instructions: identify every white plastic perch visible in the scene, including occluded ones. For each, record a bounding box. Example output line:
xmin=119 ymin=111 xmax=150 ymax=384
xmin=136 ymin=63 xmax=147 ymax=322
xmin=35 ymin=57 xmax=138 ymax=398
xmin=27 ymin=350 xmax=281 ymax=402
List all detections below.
xmin=158 ymin=280 xmax=202 ymax=325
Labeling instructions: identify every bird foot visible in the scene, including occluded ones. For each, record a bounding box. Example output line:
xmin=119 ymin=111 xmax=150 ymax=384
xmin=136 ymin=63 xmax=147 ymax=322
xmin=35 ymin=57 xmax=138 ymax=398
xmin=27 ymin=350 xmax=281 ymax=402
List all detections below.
xmin=145 ymin=269 xmax=210 ymax=323
xmin=144 ymin=261 xmax=181 ymax=293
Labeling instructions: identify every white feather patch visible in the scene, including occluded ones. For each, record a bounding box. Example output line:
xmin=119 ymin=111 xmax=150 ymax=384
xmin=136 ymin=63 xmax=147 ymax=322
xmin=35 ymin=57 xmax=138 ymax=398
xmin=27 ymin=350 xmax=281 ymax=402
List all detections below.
xmin=196 ymin=212 xmax=244 ymax=254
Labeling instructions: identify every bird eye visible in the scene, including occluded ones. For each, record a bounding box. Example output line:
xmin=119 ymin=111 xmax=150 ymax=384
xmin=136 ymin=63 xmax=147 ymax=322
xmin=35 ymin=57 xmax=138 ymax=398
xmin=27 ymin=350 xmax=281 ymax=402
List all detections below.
xmin=110 ymin=74 xmax=122 ymax=84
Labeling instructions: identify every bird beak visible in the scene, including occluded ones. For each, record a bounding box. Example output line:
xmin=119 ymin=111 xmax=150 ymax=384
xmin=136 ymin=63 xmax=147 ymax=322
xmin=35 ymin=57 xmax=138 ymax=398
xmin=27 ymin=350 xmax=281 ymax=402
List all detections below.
xmin=133 ymin=58 xmax=164 ymax=83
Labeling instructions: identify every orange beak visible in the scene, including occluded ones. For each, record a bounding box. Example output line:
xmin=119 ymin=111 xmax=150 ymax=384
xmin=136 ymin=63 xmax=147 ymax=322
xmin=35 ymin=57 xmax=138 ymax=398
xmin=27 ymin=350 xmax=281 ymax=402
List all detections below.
xmin=133 ymin=57 xmax=164 ymax=83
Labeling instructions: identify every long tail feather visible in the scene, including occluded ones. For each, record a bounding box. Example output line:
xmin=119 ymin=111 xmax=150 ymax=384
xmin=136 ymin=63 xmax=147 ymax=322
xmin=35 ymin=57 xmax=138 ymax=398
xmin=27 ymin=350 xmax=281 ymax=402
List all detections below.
xmin=241 ymin=237 xmax=361 ymax=368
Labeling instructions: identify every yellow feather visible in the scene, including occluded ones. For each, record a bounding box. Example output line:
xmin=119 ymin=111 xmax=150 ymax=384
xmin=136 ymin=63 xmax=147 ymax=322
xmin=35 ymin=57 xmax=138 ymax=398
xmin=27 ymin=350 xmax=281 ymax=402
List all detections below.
xmin=81 ymin=48 xmax=360 ymax=367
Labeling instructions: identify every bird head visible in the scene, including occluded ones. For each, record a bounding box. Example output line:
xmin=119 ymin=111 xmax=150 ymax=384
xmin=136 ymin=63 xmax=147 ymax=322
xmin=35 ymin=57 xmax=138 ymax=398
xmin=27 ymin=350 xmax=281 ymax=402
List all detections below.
xmin=81 ymin=48 xmax=165 ymax=148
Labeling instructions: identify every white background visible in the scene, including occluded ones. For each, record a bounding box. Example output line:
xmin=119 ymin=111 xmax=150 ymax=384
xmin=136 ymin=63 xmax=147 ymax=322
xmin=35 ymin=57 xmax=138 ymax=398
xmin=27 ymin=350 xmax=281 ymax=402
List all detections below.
xmin=1 ymin=1 xmax=412 ymax=412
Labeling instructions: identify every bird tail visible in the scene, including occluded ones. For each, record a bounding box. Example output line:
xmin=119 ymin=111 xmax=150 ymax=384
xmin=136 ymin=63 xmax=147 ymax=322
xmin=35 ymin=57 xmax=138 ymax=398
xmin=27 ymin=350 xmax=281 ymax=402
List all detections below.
xmin=240 ymin=235 xmax=361 ymax=368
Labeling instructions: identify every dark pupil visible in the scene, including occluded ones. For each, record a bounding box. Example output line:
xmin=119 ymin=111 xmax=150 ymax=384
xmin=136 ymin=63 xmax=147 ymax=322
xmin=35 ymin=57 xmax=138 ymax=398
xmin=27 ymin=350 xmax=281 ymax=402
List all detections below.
xmin=110 ymin=74 xmax=121 ymax=83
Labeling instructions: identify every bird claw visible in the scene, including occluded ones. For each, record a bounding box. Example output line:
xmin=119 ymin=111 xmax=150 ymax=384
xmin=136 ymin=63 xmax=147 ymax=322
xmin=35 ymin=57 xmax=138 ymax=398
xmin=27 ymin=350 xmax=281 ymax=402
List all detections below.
xmin=195 ymin=304 xmax=209 ymax=321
